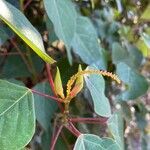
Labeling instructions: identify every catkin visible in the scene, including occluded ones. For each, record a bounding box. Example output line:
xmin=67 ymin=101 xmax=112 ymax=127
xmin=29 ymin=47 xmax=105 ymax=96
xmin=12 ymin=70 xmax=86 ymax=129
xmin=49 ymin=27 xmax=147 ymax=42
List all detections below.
xmin=66 ymin=70 xmax=121 ymax=97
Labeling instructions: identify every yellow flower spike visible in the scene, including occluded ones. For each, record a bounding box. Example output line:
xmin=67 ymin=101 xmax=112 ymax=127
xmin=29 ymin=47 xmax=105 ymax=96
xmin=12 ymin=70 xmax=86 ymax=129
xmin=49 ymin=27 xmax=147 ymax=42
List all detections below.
xmin=69 ymin=65 xmax=84 ymax=98
xmin=66 ymin=69 xmax=121 ymax=99
xmin=54 ymin=67 xmax=65 ymax=99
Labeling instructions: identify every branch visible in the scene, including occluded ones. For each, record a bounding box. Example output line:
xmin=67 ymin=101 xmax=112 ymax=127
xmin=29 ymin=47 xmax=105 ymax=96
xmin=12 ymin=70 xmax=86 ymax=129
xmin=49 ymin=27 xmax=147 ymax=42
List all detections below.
xmin=45 ymin=63 xmax=64 ymax=112
xmin=0 ymin=52 xmax=24 ymax=56
xmin=69 ymin=117 xmax=108 ymax=124
xmin=10 ymin=39 xmax=33 ymax=74
xmin=23 ymin=0 xmax=32 ymax=11
xmin=50 ymin=125 xmax=63 ymax=150
xmin=65 ymin=122 xmax=81 ymax=137
xmin=31 ymin=89 xmax=63 ymax=103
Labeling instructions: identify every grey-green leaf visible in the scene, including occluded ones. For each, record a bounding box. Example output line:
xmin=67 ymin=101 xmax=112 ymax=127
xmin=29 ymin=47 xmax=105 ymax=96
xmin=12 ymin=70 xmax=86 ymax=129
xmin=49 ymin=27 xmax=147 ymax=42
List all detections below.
xmin=84 ymin=67 xmax=111 ymax=117
xmin=74 ymin=134 xmax=120 ymax=150
xmin=112 ymin=42 xmax=143 ymax=69
xmin=108 ymin=111 xmax=124 ymax=150
xmin=72 ymin=16 xmax=107 ymax=69
xmin=0 ymin=0 xmax=55 ymax=64
xmin=44 ymin=0 xmax=77 ymax=63
xmin=0 ymin=80 xmax=35 ymax=150
xmin=33 ymin=81 xmax=58 ymax=131
xmin=116 ymin=62 xmax=148 ymax=100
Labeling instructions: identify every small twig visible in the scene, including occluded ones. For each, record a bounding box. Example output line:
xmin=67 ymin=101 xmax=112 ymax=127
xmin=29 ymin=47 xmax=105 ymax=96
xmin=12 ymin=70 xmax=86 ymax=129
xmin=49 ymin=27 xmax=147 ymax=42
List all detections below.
xmin=23 ymin=0 xmax=32 ymax=11
xmin=60 ymin=131 xmax=71 ymax=150
xmin=10 ymin=39 xmax=33 ymax=74
xmin=50 ymin=125 xmax=63 ymax=150
xmin=45 ymin=63 xmax=56 ymax=95
xmin=69 ymin=117 xmax=108 ymax=124
xmin=65 ymin=122 xmax=81 ymax=137
xmin=45 ymin=63 xmax=64 ymax=112
xmin=31 ymin=89 xmax=63 ymax=103
xmin=0 ymin=52 xmax=25 ymax=56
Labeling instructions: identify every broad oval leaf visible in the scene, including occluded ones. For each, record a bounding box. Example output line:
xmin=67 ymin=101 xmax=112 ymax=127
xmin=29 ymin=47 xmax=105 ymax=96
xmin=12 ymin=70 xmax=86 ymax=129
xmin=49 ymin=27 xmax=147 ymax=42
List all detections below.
xmin=74 ymin=134 xmax=120 ymax=150
xmin=44 ymin=0 xmax=77 ymax=63
xmin=0 ymin=80 xmax=35 ymax=149
xmin=0 ymin=0 xmax=55 ymax=64
xmin=112 ymin=42 xmax=143 ymax=69
xmin=108 ymin=111 xmax=124 ymax=150
xmin=116 ymin=62 xmax=148 ymax=100
xmin=84 ymin=67 xmax=111 ymax=117
xmin=72 ymin=16 xmax=107 ymax=69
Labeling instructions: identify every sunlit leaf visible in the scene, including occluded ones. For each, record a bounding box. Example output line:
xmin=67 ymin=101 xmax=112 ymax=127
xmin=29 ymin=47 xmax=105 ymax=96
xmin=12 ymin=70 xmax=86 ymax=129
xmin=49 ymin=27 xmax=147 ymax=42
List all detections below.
xmin=141 ymin=32 xmax=150 ymax=48
xmin=141 ymin=4 xmax=150 ymax=20
xmin=54 ymin=67 xmax=65 ymax=99
xmin=0 ymin=0 xmax=55 ymax=64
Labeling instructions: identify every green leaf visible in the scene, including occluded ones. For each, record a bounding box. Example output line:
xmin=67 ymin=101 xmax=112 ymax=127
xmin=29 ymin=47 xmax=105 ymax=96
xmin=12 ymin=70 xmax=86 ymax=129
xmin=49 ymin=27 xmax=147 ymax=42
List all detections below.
xmin=74 ymin=134 xmax=120 ymax=150
xmin=141 ymin=4 xmax=150 ymax=20
xmin=141 ymin=32 xmax=150 ymax=48
xmin=72 ymin=16 xmax=107 ymax=69
xmin=33 ymin=81 xmax=58 ymax=131
xmin=84 ymin=66 xmax=111 ymax=117
xmin=0 ymin=0 xmax=55 ymax=64
xmin=0 ymin=26 xmax=9 ymax=45
xmin=44 ymin=0 xmax=77 ymax=63
xmin=54 ymin=67 xmax=65 ymax=99
xmin=0 ymin=80 xmax=35 ymax=149
xmin=112 ymin=42 xmax=143 ymax=69
xmin=116 ymin=62 xmax=148 ymax=100
xmin=108 ymin=111 xmax=124 ymax=150
xmin=0 ymin=53 xmax=44 ymax=78
xmin=33 ymin=82 xmax=67 ymax=150
xmin=136 ymin=39 xmax=150 ymax=57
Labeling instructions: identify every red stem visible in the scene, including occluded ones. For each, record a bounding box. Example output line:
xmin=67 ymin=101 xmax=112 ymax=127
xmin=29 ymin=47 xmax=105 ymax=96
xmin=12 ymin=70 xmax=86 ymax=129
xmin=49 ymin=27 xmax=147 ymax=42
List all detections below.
xmin=31 ymin=89 xmax=63 ymax=103
xmin=45 ymin=63 xmax=64 ymax=112
xmin=0 ymin=52 xmax=24 ymax=56
xmin=65 ymin=122 xmax=81 ymax=137
xmin=50 ymin=125 xmax=63 ymax=150
xmin=23 ymin=0 xmax=32 ymax=10
xmin=45 ymin=63 xmax=56 ymax=95
xmin=69 ymin=117 xmax=108 ymax=124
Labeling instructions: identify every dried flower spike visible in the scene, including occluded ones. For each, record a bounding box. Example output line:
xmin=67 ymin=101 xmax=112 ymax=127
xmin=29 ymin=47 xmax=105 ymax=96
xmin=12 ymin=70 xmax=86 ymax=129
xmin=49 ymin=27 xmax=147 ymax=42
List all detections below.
xmin=66 ymin=69 xmax=121 ymax=98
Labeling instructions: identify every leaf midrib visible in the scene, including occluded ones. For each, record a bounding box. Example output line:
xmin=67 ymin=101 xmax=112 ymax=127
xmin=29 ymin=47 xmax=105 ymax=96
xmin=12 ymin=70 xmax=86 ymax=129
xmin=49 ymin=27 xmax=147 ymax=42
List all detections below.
xmin=0 ymin=90 xmax=30 ymax=117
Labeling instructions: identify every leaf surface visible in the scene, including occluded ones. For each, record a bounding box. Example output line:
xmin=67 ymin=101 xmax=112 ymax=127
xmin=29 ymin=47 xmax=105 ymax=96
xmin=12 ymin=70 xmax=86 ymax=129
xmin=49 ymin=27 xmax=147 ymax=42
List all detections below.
xmin=44 ymin=0 xmax=76 ymax=63
xmin=108 ymin=111 xmax=124 ymax=150
xmin=84 ymin=67 xmax=111 ymax=117
xmin=0 ymin=80 xmax=35 ymax=150
xmin=33 ymin=81 xmax=58 ymax=131
xmin=72 ymin=16 xmax=107 ymax=69
xmin=116 ymin=62 xmax=148 ymax=100
xmin=74 ymin=134 xmax=120 ymax=150
xmin=0 ymin=0 xmax=55 ymax=64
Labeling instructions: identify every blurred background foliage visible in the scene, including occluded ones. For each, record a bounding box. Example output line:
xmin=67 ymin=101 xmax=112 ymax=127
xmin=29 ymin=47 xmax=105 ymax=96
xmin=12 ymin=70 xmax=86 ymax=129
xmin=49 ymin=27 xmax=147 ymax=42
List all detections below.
xmin=0 ymin=0 xmax=150 ymax=149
